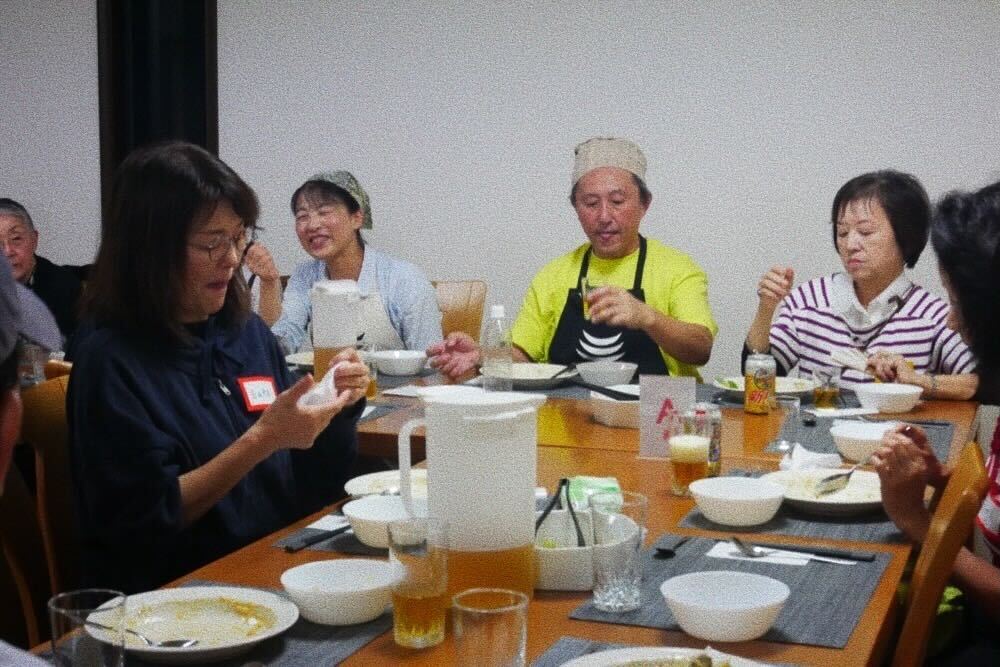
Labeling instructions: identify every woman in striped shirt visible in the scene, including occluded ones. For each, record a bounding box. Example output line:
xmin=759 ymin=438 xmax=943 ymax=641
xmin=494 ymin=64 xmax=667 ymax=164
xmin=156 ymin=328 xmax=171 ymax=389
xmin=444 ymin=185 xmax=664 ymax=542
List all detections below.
xmin=874 ymin=181 xmax=1000 ymax=662
xmin=744 ymin=170 xmax=977 ymax=400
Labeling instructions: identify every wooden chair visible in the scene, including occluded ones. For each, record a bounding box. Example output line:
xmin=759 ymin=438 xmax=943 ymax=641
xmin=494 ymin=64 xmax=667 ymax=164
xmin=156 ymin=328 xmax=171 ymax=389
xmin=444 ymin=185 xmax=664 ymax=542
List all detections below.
xmin=0 ymin=461 xmax=51 ymax=648
xmin=432 ymin=280 xmax=487 ymax=343
xmin=43 ymin=359 xmax=72 ymax=380
xmin=892 ymin=441 xmax=989 ymax=667
xmin=18 ymin=375 xmax=78 ymax=598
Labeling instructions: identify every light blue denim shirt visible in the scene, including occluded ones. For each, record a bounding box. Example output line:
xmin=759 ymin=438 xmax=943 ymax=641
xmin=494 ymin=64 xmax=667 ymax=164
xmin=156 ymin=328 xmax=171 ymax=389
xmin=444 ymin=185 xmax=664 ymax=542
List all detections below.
xmin=272 ymin=246 xmax=442 ymax=353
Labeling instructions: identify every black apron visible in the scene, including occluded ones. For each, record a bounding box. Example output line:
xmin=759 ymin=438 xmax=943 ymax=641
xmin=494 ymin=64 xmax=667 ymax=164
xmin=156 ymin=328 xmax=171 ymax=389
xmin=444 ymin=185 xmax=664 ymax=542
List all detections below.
xmin=548 ymin=236 xmax=670 ymax=376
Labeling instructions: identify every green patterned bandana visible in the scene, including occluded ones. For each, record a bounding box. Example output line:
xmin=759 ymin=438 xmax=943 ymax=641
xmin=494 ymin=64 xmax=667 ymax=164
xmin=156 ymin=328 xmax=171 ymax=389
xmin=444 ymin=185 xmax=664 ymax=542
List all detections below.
xmin=309 ymin=170 xmax=373 ymax=229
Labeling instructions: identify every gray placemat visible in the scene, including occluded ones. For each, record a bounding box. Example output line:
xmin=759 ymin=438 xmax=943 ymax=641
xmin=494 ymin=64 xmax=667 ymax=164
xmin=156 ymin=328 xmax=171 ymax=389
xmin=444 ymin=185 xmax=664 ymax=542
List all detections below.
xmin=274 ymin=523 xmax=388 ymax=556
xmin=696 ymin=382 xmax=861 ymax=409
xmin=680 ymin=504 xmax=905 ymax=544
xmin=766 ymin=414 xmax=955 ymax=460
xmin=569 ymin=536 xmax=891 ymax=649
xmin=75 ymin=580 xmax=392 ymax=666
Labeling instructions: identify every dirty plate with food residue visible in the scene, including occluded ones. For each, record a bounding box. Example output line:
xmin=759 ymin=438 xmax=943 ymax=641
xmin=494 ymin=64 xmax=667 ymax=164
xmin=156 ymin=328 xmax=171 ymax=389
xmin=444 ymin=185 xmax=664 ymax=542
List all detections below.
xmin=87 ymin=586 xmax=298 ymax=664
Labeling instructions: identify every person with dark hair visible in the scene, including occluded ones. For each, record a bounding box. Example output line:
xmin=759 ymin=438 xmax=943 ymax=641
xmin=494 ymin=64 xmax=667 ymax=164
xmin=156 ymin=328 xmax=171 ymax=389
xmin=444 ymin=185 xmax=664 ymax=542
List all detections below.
xmin=271 ymin=170 xmax=441 ymax=353
xmin=744 ymin=170 xmax=977 ymax=398
xmin=0 ymin=198 xmax=83 ymax=341
xmin=69 ymin=141 xmax=370 ymax=593
xmin=429 ymin=137 xmax=717 ymax=380
xmin=873 ymin=181 xmax=1000 ymax=662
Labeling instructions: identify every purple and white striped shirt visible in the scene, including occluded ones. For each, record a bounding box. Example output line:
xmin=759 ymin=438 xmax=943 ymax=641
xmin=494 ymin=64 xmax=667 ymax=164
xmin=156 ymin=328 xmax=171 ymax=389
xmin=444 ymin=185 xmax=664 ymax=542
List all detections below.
xmin=769 ymin=274 xmax=976 ymax=388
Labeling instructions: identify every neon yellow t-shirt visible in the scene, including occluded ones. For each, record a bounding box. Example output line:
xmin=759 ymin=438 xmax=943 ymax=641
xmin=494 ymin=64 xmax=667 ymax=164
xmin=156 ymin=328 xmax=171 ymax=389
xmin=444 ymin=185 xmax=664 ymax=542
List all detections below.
xmin=510 ymin=239 xmax=717 ymax=379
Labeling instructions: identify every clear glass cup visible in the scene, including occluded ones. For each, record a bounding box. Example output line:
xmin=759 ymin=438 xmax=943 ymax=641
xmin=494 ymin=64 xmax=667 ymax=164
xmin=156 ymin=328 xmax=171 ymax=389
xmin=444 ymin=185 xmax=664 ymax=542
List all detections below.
xmin=48 ymin=588 xmax=126 ymax=666
xmin=388 ymin=517 xmax=449 ymax=649
xmin=588 ymin=491 xmax=648 ymax=612
xmin=668 ymin=419 xmax=710 ymax=497
xmin=452 ymin=588 xmax=528 ymax=667
xmin=358 ymin=341 xmax=379 ymax=398
xmin=18 ymin=342 xmax=47 ymax=388
xmin=813 ymin=367 xmax=842 ymax=408
xmin=774 ymin=395 xmax=801 ymax=452
xmin=580 ymin=276 xmax=604 ymax=320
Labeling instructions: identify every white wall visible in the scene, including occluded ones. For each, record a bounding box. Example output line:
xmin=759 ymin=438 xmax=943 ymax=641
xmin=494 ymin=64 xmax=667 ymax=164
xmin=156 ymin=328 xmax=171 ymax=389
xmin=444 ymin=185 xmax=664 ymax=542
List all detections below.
xmin=5 ymin=2 xmax=999 ymax=381
xmin=0 ymin=1 xmax=101 ymax=263
xmin=217 ymin=1 xmax=1000 ymax=379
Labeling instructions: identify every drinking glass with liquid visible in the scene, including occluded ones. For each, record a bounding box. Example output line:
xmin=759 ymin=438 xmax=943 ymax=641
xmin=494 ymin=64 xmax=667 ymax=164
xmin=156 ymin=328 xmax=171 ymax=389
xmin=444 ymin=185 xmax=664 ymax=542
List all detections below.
xmin=481 ymin=304 xmax=513 ymax=391
xmin=389 ymin=518 xmax=449 ymax=649
xmin=812 ymin=367 xmax=842 ymax=408
xmin=668 ymin=411 xmax=711 ymax=497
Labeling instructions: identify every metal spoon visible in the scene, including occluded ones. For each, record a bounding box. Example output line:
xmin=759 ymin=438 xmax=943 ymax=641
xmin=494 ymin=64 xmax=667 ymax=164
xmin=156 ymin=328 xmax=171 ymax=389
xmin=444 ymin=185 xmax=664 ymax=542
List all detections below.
xmin=816 ymin=455 xmax=871 ymax=495
xmin=87 ymin=620 xmax=198 ymax=648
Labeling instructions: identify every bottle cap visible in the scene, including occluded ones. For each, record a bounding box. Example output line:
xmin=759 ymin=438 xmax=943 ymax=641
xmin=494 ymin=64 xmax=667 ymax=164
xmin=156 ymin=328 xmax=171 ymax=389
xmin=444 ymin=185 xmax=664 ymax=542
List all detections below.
xmin=490 ymin=304 xmax=506 ymax=319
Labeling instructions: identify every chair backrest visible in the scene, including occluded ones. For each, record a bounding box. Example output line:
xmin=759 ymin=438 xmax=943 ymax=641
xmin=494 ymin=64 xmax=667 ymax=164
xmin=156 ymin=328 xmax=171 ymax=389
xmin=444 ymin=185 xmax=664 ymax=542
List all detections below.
xmin=432 ymin=280 xmax=487 ymax=343
xmin=0 ymin=461 xmax=51 ymax=648
xmin=43 ymin=359 xmax=72 ymax=380
xmin=892 ymin=441 xmax=989 ymax=667
xmin=18 ymin=375 xmax=78 ymax=597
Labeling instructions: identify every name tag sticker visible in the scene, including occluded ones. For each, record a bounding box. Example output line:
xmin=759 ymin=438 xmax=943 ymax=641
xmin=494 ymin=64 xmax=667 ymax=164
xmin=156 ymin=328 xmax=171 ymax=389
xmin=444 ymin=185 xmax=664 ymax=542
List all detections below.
xmin=237 ymin=376 xmax=278 ymax=412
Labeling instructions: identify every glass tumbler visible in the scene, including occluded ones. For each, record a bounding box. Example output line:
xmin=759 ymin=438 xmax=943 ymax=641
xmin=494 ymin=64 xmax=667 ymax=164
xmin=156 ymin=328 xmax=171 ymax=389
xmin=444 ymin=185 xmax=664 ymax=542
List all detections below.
xmin=588 ymin=490 xmax=648 ymax=612
xmin=48 ymin=588 xmax=126 ymax=666
xmin=453 ymin=588 xmax=528 ymax=667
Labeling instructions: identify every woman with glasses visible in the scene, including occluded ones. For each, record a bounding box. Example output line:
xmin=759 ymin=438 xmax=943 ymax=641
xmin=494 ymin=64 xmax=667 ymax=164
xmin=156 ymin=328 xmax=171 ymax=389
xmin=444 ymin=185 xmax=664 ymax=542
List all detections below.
xmin=743 ymin=170 xmax=977 ymax=398
xmin=68 ymin=141 xmax=370 ymax=593
xmin=271 ymin=171 xmax=442 ymax=354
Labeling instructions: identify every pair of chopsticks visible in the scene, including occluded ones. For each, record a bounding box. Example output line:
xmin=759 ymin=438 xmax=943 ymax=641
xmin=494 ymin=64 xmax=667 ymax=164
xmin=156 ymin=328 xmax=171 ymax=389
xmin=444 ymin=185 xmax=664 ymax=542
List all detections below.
xmin=283 ymin=523 xmax=351 ymax=553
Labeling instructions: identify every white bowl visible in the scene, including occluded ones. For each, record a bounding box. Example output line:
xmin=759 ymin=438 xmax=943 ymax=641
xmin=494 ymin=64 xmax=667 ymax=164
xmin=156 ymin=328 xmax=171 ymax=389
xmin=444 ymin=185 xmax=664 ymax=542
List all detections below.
xmin=590 ymin=385 xmax=640 ymax=428
xmin=534 ymin=510 xmax=594 ymax=591
xmin=368 ymin=350 xmax=427 ymax=376
xmin=854 ymin=383 xmax=922 ymax=413
xmin=341 ymin=495 xmax=427 ymax=549
xmin=280 ymin=559 xmax=398 ymax=625
xmin=829 ymin=420 xmax=897 ymax=462
xmin=660 ymin=571 xmax=789 ymax=642
xmin=576 ymin=361 xmax=638 ymax=387
xmin=688 ymin=477 xmax=785 ymax=527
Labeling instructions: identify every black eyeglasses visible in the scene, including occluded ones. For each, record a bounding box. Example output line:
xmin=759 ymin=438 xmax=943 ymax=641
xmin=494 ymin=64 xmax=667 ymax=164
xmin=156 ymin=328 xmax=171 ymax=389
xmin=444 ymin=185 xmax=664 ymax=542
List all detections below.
xmin=189 ymin=229 xmax=256 ymax=262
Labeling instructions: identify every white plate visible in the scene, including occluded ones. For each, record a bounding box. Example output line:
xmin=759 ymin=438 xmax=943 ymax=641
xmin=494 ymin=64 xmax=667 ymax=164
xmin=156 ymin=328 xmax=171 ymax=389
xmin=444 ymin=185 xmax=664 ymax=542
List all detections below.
xmin=713 ymin=376 xmax=817 ymax=395
xmin=285 ymin=351 xmax=314 ymax=368
xmin=761 ymin=468 xmax=883 ymax=516
xmin=344 ymin=469 xmax=428 ymax=498
xmin=563 ymin=646 xmax=758 ymax=667
xmin=509 ymin=362 xmax=578 ymax=389
xmin=87 ymin=586 xmax=298 ymax=665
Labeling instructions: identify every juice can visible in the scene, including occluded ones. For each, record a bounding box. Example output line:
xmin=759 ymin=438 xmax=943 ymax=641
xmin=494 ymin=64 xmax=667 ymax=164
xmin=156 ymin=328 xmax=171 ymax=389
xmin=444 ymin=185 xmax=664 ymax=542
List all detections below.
xmin=691 ymin=402 xmax=723 ymax=476
xmin=744 ymin=353 xmax=776 ymax=414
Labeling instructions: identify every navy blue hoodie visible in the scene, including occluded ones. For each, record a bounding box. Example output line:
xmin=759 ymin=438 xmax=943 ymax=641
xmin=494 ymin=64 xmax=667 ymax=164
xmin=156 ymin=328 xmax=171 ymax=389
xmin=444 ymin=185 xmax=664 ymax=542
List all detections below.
xmin=68 ymin=314 xmax=360 ymax=593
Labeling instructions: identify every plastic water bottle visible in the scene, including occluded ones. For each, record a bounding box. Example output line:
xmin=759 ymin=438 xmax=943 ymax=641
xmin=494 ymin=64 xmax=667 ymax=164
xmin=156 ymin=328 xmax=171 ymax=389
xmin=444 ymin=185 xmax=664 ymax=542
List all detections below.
xmin=481 ymin=304 xmax=513 ymax=391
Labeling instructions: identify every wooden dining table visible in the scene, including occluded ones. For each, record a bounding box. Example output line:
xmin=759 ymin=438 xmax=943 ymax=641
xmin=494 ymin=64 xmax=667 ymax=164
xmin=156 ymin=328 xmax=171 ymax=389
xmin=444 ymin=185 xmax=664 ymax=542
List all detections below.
xmin=173 ymin=388 xmax=978 ymax=666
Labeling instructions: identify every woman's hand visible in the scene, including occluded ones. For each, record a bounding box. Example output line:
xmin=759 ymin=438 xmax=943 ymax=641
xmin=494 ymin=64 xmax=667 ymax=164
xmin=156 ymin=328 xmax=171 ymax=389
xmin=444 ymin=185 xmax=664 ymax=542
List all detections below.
xmin=756 ymin=265 xmax=794 ymax=313
xmin=244 ymin=242 xmax=280 ymax=282
xmin=870 ymin=426 xmax=939 ymax=542
xmin=328 ymin=348 xmax=369 ymax=404
xmin=865 ymin=350 xmax=920 ymax=385
xmin=427 ymin=332 xmax=481 ymax=380
xmin=587 ymin=286 xmax=651 ymax=330
xmin=247 ymin=375 xmax=354 ymax=454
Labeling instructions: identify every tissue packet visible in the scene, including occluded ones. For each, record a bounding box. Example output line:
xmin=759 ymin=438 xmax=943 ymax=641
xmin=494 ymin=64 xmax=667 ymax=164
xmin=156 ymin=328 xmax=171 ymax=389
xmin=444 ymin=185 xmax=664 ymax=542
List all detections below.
xmin=566 ymin=476 xmax=621 ymax=510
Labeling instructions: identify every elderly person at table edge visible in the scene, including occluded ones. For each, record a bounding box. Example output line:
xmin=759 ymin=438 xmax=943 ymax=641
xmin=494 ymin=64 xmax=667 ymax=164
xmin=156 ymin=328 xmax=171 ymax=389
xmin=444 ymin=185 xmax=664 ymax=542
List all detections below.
xmin=429 ymin=137 xmax=717 ymax=380
xmin=0 ymin=197 xmax=83 ymax=342
xmin=743 ymin=170 xmax=977 ymax=400
xmin=271 ymin=170 xmax=442 ymax=354
xmin=0 ymin=258 xmax=61 ymax=658
xmin=68 ymin=142 xmax=369 ymax=594
xmin=873 ymin=181 xmax=1000 ymax=663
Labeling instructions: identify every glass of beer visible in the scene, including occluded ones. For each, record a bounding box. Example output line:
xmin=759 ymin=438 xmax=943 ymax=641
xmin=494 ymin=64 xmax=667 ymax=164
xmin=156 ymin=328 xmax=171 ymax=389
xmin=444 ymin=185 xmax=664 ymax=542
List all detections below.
xmin=812 ymin=367 xmax=842 ymax=408
xmin=580 ymin=276 xmax=602 ymax=320
xmin=389 ymin=517 xmax=449 ymax=649
xmin=668 ymin=433 xmax=710 ymax=496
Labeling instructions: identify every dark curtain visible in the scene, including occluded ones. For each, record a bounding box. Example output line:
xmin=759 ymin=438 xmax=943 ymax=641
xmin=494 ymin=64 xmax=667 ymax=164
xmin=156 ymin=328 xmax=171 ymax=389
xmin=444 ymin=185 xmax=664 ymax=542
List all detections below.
xmin=97 ymin=0 xmax=218 ymax=219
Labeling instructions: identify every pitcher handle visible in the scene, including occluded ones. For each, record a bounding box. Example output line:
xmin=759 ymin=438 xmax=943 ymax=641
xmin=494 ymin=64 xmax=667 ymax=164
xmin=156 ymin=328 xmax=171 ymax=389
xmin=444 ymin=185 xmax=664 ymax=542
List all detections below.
xmin=462 ymin=407 xmax=537 ymax=423
xmin=397 ymin=417 xmax=424 ymax=517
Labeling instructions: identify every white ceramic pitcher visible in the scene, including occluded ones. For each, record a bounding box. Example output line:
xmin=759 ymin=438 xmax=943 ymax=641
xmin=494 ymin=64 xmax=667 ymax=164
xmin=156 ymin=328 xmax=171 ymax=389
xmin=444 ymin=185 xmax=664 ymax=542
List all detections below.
xmin=398 ymin=386 xmax=545 ymax=595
